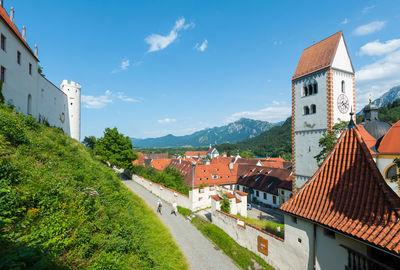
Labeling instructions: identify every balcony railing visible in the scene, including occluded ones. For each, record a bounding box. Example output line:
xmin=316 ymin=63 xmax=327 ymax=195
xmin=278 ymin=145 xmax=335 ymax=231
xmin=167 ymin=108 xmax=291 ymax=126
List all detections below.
xmin=340 ymin=245 xmax=395 ymax=270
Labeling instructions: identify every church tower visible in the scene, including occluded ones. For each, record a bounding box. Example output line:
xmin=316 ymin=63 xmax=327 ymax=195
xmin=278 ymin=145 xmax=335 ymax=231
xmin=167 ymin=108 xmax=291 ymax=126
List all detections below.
xmin=60 ymin=80 xmax=81 ymax=141
xmin=292 ymin=31 xmax=355 ymax=189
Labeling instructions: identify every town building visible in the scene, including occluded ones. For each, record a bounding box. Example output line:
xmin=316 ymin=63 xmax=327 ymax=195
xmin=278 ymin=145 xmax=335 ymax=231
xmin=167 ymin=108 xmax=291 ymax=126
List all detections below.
xmin=207 ymin=146 xmax=219 ymax=158
xmin=292 ymin=31 xmax=355 ymax=188
xmin=281 ymin=118 xmax=400 ymax=269
xmin=0 ymin=1 xmax=81 ymax=141
xmin=185 ymin=150 xmax=207 ymax=158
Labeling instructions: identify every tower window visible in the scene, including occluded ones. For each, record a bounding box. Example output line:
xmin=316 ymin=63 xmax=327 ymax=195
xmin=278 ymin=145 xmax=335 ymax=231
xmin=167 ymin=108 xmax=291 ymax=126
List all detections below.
xmin=385 ymin=164 xmax=397 ymax=181
xmin=0 ymin=66 xmax=5 ymax=82
xmin=313 ymin=82 xmax=318 ymax=94
xmin=1 ymin=34 xmax=5 ymax=51
xmin=303 ymin=79 xmax=318 ymax=96
xmin=29 ymin=63 xmax=32 ymax=75
xmin=304 ymin=106 xmax=310 ymax=115
xmin=341 ymin=80 xmax=345 ymax=93
xmin=17 ymin=51 xmax=21 ymax=65
xmin=311 ymin=104 xmax=316 ymax=114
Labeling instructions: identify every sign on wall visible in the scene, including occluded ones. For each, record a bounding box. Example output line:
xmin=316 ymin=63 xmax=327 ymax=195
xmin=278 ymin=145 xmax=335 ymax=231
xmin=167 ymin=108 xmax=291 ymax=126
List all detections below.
xmin=258 ymin=236 xmax=268 ymax=256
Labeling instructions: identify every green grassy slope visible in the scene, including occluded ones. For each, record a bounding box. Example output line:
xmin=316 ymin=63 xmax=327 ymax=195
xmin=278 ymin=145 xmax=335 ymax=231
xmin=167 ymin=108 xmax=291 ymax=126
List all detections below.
xmin=0 ymin=105 xmax=187 ymax=269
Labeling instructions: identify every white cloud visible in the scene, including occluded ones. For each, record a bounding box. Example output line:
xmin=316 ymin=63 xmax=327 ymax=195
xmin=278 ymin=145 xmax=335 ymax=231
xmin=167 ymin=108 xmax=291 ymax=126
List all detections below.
xmin=195 ymin=39 xmax=208 ymax=52
xmin=227 ymin=106 xmax=291 ymax=123
xmin=359 ymin=39 xmax=400 ymax=56
xmin=362 ymin=5 xmax=375 ymax=14
xmin=82 ymin=90 xmax=138 ymax=109
xmin=157 ymin=118 xmax=177 ymax=124
xmin=81 ymin=90 xmax=113 ymax=109
xmin=341 ymin=18 xmax=348 ymax=25
xmin=272 ymin=100 xmax=281 ymax=105
xmin=356 ymin=41 xmax=400 ymax=110
xmin=145 ymin=18 xmax=194 ymax=53
xmin=353 ymin=21 xmax=386 ymax=36
xmin=112 ymin=59 xmax=131 ymax=74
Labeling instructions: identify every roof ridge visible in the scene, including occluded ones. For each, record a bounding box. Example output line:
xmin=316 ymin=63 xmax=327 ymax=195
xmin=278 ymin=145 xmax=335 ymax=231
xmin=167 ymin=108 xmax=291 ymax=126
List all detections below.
xmin=301 ymin=30 xmax=342 ymax=51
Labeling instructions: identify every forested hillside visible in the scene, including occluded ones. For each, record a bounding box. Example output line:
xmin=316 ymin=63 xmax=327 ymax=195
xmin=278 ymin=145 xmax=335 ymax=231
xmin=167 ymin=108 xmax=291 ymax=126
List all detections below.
xmin=216 ymin=117 xmax=292 ymax=160
xmin=0 ymin=105 xmax=187 ymax=269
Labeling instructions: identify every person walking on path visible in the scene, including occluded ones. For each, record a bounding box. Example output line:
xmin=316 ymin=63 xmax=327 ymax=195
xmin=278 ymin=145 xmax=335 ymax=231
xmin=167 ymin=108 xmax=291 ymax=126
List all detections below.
xmin=171 ymin=201 xmax=178 ymax=216
xmin=157 ymin=199 xmax=163 ymax=214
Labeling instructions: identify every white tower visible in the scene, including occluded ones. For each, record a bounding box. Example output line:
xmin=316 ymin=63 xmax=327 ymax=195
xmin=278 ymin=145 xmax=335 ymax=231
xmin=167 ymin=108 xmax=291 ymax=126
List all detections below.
xmin=292 ymin=31 xmax=355 ymax=189
xmin=60 ymin=79 xmax=81 ymax=141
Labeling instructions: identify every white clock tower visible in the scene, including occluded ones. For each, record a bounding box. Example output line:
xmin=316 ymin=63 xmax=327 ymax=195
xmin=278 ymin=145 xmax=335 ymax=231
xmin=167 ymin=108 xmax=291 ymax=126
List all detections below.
xmin=292 ymin=31 xmax=355 ymax=189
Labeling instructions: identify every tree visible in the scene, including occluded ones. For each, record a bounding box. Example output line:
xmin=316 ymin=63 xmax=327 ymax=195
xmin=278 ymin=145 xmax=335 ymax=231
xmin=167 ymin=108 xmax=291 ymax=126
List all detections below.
xmin=220 ymin=193 xmax=230 ymax=213
xmin=82 ymin=136 xmax=97 ymax=149
xmin=95 ymin=127 xmax=138 ymax=169
xmin=314 ymin=120 xmax=348 ymax=166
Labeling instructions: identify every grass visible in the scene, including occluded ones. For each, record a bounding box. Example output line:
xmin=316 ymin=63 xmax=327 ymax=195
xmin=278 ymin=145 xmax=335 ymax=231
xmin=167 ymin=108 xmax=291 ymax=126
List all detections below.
xmin=0 ymin=105 xmax=188 ymax=269
xmin=234 ymin=215 xmax=284 ymax=239
xmin=191 ymin=216 xmax=274 ymax=270
xmin=177 ymin=206 xmax=192 ymax=219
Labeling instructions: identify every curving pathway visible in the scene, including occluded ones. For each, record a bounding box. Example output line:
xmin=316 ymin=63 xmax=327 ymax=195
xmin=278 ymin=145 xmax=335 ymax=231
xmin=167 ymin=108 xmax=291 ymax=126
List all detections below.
xmin=121 ymin=175 xmax=239 ymax=270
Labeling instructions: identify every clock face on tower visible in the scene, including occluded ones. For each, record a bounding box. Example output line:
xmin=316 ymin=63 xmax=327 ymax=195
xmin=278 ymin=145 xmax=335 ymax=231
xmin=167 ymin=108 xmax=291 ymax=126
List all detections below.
xmin=337 ymin=94 xmax=350 ymax=114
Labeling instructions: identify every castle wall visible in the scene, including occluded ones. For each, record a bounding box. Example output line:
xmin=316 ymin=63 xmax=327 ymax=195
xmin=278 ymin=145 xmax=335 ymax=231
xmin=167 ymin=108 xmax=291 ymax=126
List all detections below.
xmin=0 ymin=10 xmax=80 ymax=140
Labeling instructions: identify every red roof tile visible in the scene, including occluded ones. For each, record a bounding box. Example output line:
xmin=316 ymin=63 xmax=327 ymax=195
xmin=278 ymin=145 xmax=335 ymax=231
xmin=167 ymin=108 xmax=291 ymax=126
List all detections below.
xmin=211 ymin=194 xmax=222 ymax=201
xmin=281 ymin=126 xmax=400 ymax=254
xmin=357 ymin=124 xmax=378 ymax=154
xmin=226 ymin=193 xmax=235 ymax=199
xmin=192 ymin=163 xmax=238 ymax=188
xmin=378 ymin=120 xmax=400 ymax=154
xmin=292 ymin=31 xmax=342 ymax=80
xmin=0 ymin=6 xmax=38 ymax=61
xmin=185 ymin=151 xmax=207 ymax=157
xmin=150 ymin=158 xmax=171 ymax=171
xmin=132 ymin=152 xmax=146 ymax=166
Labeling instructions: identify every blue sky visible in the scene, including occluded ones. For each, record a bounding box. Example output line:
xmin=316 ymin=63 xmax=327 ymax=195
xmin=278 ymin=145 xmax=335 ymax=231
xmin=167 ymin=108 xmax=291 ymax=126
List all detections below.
xmin=7 ymin=0 xmax=400 ymax=139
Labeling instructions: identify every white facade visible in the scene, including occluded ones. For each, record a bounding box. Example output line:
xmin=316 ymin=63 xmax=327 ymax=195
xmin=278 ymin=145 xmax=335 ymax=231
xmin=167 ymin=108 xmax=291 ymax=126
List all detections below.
xmin=293 ymin=35 xmax=355 ymax=188
xmin=0 ymin=4 xmax=80 ymax=141
xmin=237 ymin=184 xmax=291 ymax=208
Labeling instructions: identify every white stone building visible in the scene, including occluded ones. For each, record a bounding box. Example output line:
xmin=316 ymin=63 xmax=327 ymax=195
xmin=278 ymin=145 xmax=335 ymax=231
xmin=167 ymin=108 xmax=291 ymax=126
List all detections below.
xmin=292 ymin=31 xmax=355 ymax=188
xmin=0 ymin=1 xmax=81 ymax=141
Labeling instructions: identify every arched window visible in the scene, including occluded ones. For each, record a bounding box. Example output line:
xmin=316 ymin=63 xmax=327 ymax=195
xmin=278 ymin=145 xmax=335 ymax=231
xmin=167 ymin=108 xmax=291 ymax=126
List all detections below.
xmin=385 ymin=164 xmax=397 ymax=180
xmin=341 ymin=80 xmax=345 ymax=93
xmin=313 ymin=82 xmax=318 ymax=94
xmin=304 ymin=106 xmax=310 ymax=115
xmin=27 ymin=94 xmax=32 ymax=115
xmin=303 ymin=87 xmax=308 ymax=96
xmin=303 ymin=79 xmax=318 ymax=96
xmin=311 ymin=104 xmax=316 ymax=114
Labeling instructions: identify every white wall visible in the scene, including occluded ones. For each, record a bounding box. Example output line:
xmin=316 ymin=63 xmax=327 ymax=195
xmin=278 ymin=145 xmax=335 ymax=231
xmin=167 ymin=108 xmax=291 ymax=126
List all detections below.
xmin=0 ymin=12 xmax=80 ymax=141
xmin=131 ymin=174 xmax=192 ymax=210
xmin=331 ymin=69 xmax=354 ymax=123
xmin=375 ymin=156 xmax=400 ymax=196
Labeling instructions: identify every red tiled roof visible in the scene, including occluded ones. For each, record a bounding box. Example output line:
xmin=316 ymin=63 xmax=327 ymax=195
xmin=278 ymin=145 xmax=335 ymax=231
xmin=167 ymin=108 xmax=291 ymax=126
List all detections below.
xmin=292 ymin=31 xmax=342 ymax=80
xmin=226 ymin=192 xmax=235 ymax=199
xmin=237 ymin=164 xmax=292 ymax=181
xmin=150 ymin=158 xmax=171 ymax=171
xmin=211 ymin=195 xmax=221 ymax=201
xmin=0 ymin=6 xmax=38 ymax=61
xmin=169 ymin=159 xmax=194 ymax=186
xmin=192 ymin=163 xmax=238 ymax=188
xmin=132 ymin=152 xmax=146 ymax=166
xmin=268 ymin=157 xmax=286 ymax=162
xmin=378 ymin=120 xmax=400 ymax=154
xmin=357 ymin=124 xmax=378 ymax=154
xmin=146 ymin=153 xmax=169 ymax=159
xmin=235 ymin=190 xmax=247 ymax=196
xmin=185 ymin=151 xmax=207 ymax=157
xmin=236 ymin=198 xmax=242 ymax=203
xmin=281 ymin=126 xmax=400 ymax=255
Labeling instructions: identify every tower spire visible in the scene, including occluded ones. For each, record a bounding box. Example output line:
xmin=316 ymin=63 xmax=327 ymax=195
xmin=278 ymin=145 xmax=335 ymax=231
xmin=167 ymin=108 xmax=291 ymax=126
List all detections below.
xmin=348 ymin=107 xmax=356 ymax=129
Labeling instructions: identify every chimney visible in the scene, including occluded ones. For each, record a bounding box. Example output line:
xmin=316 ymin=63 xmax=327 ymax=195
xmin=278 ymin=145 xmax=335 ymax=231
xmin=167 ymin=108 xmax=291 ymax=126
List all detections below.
xmin=34 ymin=44 xmax=38 ymax=57
xmin=10 ymin=7 xmax=14 ymax=23
xmin=22 ymin=26 xmax=26 ymax=40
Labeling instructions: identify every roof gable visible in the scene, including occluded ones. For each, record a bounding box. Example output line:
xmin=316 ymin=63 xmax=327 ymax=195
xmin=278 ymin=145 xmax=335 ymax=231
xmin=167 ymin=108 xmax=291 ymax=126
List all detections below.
xmin=331 ymin=35 xmax=354 ymax=73
xmin=292 ymin=31 xmax=342 ymax=80
xmin=281 ymin=126 xmax=400 ymax=254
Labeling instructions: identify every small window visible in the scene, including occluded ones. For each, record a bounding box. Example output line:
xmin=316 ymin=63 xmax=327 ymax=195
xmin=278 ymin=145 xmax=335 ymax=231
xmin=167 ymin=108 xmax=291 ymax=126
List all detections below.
xmin=303 ymin=87 xmax=308 ymax=97
xmin=17 ymin=51 xmax=21 ymax=65
xmin=304 ymin=106 xmax=310 ymax=115
xmin=273 ymin=196 xmax=276 ymax=204
xmin=385 ymin=164 xmax=397 ymax=181
xmin=341 ymin=80 xmax=345 ymax=93
xmin=298 ymin=238 xmax=302 ymax=243
xmin=313 ymin=82 xmax=318 ymax=94
xmin=292 ymin=216 xmax=297 ymax=224
xmin=1 ymin=34 xmax=5 ymax=51
xmin=29 ymin=63 xmax=32 ymax=75
xmin=0 ymin=66 xmax=5 ymax=82
xmin=256 ymin=190 xmax=259 ymax=197
xmin=310 ymin=104 xmax=316 ymax=114
xmin=263 ymin=193 xmax=266 ymax=200
xmin=324 ymin=228 xmax=335 ymax=239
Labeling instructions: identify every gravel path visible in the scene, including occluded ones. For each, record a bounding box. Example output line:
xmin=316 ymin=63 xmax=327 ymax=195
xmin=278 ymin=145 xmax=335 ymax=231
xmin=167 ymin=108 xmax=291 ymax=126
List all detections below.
xmin=121 ymin=176 xmax=239 ymax=270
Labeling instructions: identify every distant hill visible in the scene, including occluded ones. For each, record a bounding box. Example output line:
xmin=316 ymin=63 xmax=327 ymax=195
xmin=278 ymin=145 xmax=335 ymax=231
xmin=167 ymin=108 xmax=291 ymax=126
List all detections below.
xmin=131 ymin=118 xmax=280 ymax=148
xmin=216 ymin=117 xmax=292 ymax=160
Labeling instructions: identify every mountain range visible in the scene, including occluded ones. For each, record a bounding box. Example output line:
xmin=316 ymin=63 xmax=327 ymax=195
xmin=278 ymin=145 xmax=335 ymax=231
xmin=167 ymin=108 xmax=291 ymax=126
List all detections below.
xmin=371 ymin=86 xmax=400 ymax=108
xmin=131 ymin=118 xmax=279 ymax=148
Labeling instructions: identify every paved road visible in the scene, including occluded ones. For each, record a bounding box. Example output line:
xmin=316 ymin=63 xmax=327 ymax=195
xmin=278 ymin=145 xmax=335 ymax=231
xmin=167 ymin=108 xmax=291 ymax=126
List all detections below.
xmin=121 ymin=176 xmax=239 ymax=270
